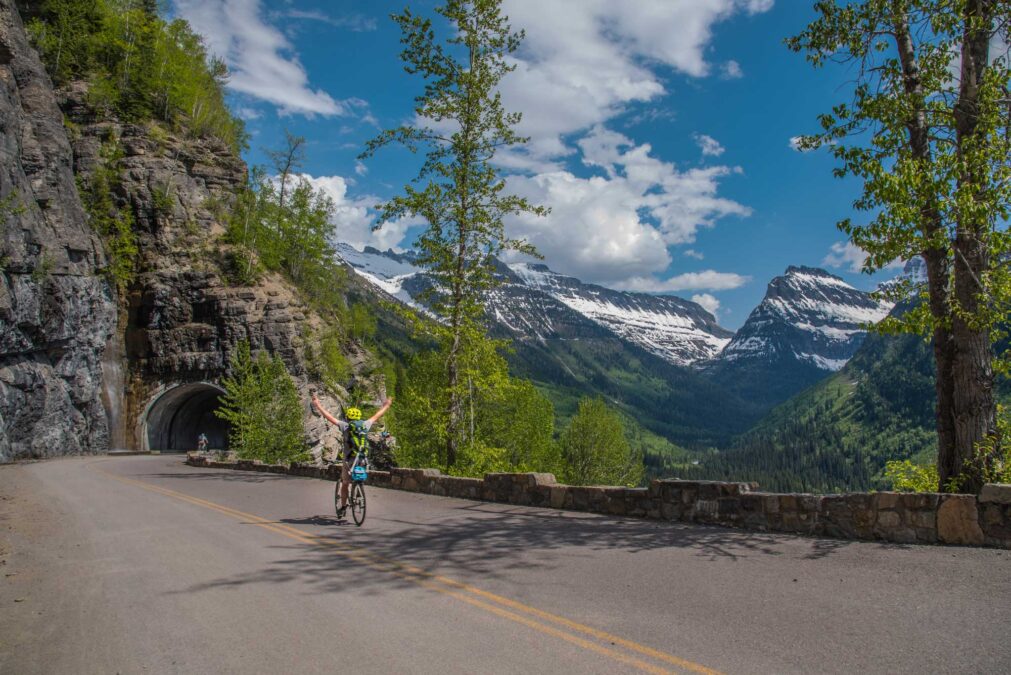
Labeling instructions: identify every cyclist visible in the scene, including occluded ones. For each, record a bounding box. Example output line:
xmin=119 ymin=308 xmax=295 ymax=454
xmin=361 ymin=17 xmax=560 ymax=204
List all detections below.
xmin=312 ymin=394 xmax=393 ymax=519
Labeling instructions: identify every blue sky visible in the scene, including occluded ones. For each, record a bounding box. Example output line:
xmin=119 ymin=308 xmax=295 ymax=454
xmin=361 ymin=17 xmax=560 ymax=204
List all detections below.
xmin=172 ymin=0 xmax=897 ymax=329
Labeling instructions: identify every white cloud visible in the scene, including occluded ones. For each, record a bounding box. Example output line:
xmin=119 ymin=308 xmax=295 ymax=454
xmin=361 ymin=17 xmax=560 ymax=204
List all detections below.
xmin=721 ymin=60 xmax=743 ymax=79
xmin=297 ymin=174 xmax=410 ymax=251
xmin=694 ymin=133 xmax=725 ymax=157
xmin=615 ymin=272 xmax=749 ymax=293
xmin=823 ymin=240 xmax=905 ymax=274
xmin=683 ymin=249 xmax=704 ymax=260
xmin=281 ymin=9 xmax=377 ymax=32
xmin=788 ymin=136 xmax=805 ymax=151
xmin=174 ymin=0 xmax=346 ymax=116
xmin=691 ymin=293 xmax=721 ymax=315
xmin=505 ymin=126 xmax=750 ymax=285
xmin=354 ymin=161 xmax=368 ymax=177
xmin=823 ymin=241 xmax=866 ymax=273
xmin=496 ymin=0 xmax=774 ymax=166
xmin=235 ymin=106 xmax=261 ymax=120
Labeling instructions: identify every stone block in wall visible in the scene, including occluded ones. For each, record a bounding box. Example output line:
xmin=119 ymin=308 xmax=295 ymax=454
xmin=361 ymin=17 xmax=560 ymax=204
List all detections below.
xmin=621 ymin=488 xmax=651 ymax=517
xmin=979 ymin=503 xmax=1011 ymax=549
xmin=441 ymin=476 xmax=482 ymax=500
xmin=980 ymin=484 xmax=1011 ymax=505
xmin=567 ymin=486 xmax=607 ymax=512
xmin=873 ymin=492 xmax=902 ymax=510
xmin=821 ymin=494 xmax=876 ymax=540
xmin=368 ymin=470 xmax=391 ymax=487
xmin=936 ymin=495 xmax=983 ymax=546
xmin=549 ymin=485 xmax=568 ymax=509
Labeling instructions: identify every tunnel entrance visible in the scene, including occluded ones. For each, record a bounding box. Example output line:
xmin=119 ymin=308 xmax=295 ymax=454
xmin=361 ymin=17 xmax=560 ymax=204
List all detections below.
xmin=144 ymin=383 xmax=230 ymax=452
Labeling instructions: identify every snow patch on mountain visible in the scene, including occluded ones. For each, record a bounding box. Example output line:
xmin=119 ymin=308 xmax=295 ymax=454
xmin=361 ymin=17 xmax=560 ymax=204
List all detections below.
xmin=336 ymin=244 xmax=733 ymax=366
xmin=717 ymin=266 xmax=892 ymax=370
xmin=335 ymin=243 xmax=424 ymax=309
xmin=508 ymin=263 xmax=733 ymax=365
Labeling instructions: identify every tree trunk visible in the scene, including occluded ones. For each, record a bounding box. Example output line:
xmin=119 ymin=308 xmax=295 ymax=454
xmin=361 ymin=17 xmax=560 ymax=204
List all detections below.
xmin=950 ymin=0 xmax=998 ymax=493
xmin=891 ymin=7 xmax=959 ymax=488
xmin=925 ymin=249 xmax=958 ymax=488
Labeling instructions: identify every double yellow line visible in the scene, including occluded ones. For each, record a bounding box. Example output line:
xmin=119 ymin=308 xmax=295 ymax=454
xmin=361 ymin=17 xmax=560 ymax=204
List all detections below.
xmin=100 ymin=467 xmax=722 ymax=675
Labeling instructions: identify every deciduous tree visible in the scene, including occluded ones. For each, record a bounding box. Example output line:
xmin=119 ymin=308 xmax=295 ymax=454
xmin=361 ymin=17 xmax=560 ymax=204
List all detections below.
xmin=789 ymin=0 xmax=1011 ymax=492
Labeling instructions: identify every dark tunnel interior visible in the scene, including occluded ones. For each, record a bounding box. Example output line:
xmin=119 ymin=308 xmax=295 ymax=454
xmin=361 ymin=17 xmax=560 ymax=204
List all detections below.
xmin=146 ymin=383 xmax=230 ymax=452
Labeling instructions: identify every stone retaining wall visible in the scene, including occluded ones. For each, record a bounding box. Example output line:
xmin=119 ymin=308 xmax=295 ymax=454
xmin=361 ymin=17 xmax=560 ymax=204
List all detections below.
xmin=185 ymin=454 xmax=1011 ymax=549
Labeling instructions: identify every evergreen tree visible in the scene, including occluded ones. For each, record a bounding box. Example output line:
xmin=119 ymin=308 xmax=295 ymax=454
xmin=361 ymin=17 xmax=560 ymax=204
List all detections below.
xmin=362 ymin=0 xmax=547 ymax=467
xmin=216 ymin=342 xmax=307 ymax=464
xmin=789 ymin=1 xmax=1011 ymax=492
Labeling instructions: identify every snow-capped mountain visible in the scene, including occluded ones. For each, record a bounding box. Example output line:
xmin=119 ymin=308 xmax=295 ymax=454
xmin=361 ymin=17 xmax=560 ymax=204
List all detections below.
xmin=716 ymin=266 xmax=893 ymax=372
xmin=334 ymin=244 xmax=424 ymax=309
xmin=506 ymin=263 xmax=732 ymax=365
xmin=335 ymin=244 xmax=732 ymax=366
xmin=701 ymin=265 xmax=894 ymax=408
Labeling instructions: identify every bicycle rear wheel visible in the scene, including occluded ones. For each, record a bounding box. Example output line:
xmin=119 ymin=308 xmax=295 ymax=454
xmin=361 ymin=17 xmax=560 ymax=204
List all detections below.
xmin=350 ymin=482 xmax=366 ymax=526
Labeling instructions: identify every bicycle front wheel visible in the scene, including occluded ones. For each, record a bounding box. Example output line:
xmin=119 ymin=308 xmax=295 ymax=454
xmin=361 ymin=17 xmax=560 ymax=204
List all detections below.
xmin=350 ymin=482 xmax=366 ymax=526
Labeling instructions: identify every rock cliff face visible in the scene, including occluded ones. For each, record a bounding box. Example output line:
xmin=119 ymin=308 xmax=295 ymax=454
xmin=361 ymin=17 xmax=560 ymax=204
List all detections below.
xmin=0 ymin=0 xmax=116 ymax=461
xmin=60 ymin=83 xmax=373 ymax=455
xmin=0 ymin=1 xmax=380 ymax=460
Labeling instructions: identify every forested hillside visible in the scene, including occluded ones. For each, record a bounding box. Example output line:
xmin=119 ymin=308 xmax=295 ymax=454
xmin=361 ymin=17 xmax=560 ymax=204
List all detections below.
xmin=681 ymin=320 xmax=1010 ymax=493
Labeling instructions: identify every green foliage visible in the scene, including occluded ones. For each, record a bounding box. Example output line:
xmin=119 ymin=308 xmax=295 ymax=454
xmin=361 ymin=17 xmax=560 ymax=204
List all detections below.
xmin=30 ymin=252 xmax=55 ymax=282
xmin=150 ymin=181 xmax=174 ymax=216
xmin=560 ymin=397 xmax=644 ymax=487
xmin=215 ymin=341 xmax=308 ymax=464
xmin=304 ymin=328 xmax=352 ymax=397
xmin=789 ymin=2 xmax=1011 ymax=490
xmin=363 ymin=0 xmax=547 ymax=465
xmin=347 ymin=303 xmax=377 ymax=342
xmin=77 ymin=140 xmax=138 ymax=293
xmin=885 ymin=460 xmax=941 ymax=493
xmin=390 ymin=326 xmax=559 ymax=476
xmin=28 ymin=0 xmax=247 ymax=151
xmin=226 ymin=165 xmax=346 ymax=306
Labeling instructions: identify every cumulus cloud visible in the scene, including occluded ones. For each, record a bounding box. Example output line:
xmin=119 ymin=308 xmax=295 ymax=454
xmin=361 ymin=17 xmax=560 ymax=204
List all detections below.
xmin=297 ymin=174 xmax=410 ymax=251
xmin=721 ymin=60 xmax=743 ymax=79
xmin=823 ymin=241 xmax=867 ymax=273
xmin=683 ymin=249 xmax=704 ymax=260
xmin=504 ymin=126 xmax=750 ymax=285
xmin=691 ymin=293 xmax=721 ymax=316
xmin=174 ymin=0 xmax=348 ymax=116
xmin=823 ymin=240 xmax=905 ymax=274
xmin=615 ymin=272 xmax=749 ymax=293
xmin=496 ymin=0 xmax=774 ymax=166
xmin=694 ymin=133 xmax=725 ymax=157
xmin=280 ymin=9 xmax=377 ymax=32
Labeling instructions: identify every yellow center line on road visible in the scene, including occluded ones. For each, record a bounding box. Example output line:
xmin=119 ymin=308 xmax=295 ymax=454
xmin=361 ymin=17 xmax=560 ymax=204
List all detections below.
xmin=96 ymin=464 xmax=724 ymax=675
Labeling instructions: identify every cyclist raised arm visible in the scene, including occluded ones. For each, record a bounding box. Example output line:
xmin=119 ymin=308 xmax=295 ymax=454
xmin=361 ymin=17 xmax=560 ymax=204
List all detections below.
xmin=311 ymin=394 xmax=393 ymax=519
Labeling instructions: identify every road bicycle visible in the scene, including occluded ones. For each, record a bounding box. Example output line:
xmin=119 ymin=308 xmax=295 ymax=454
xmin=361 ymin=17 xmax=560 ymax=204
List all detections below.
xmin=338 ymin=449 xmax=369 ymax=526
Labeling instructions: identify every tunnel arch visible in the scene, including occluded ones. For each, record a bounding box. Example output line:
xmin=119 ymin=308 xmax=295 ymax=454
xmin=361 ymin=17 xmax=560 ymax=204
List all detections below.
xmin=143 ymin=383 xmax=230 ymax=452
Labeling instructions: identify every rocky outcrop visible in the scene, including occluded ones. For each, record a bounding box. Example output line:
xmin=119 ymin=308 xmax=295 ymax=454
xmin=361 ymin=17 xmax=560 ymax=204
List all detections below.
xmin=0 ymin=0 xmax=116 ymax=461
xmin=60 ymin=84 xmax=379 ymax=456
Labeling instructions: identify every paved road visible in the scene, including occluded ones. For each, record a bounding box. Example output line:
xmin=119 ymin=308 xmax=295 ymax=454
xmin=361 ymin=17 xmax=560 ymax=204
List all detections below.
xmin=1 ymin=456 xmax=1009 ymax=674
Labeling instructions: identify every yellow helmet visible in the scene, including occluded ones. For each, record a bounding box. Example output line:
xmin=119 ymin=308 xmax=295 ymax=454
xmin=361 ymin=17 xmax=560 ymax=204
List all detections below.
xmin=345 ymin=407 xmax=362 ymax=421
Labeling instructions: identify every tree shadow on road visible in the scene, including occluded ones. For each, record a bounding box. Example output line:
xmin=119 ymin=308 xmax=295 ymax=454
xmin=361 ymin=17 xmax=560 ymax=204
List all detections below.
xmin=171 ymin=493 xmax=820 ymax=602
xmin=133 ymin=471 xmax=292 ymax=484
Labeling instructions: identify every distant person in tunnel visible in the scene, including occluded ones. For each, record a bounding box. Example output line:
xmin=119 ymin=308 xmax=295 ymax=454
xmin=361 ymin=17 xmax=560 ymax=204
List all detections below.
xmin=197 ymin=432 xmax=208 ymax=453
xmin=312 ymin=393 xmax=393 ymax=519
